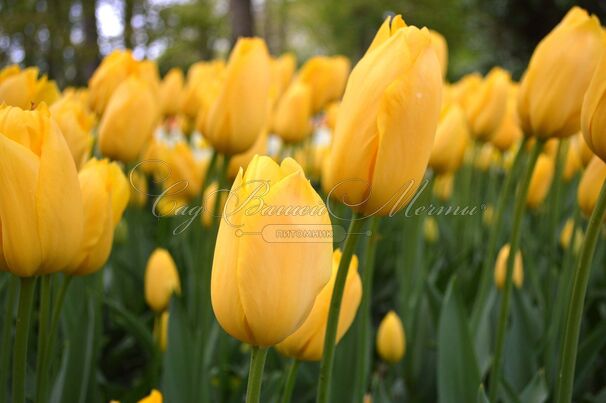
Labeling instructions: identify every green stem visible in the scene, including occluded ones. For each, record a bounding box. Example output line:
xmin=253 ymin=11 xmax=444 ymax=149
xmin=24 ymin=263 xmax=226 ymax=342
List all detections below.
xmin=245 ymin=347 xmax=268 ymax=403
xmin=0 ymin=277 xmax=18 ymax=401
xmin=280 ymin=359 xmax=300 ymax=403
xmin=317 ymin=212 xmax=366 ymax=403
xmin=488 ymin=139 xmax=543 ymax=403
xmin=37 ymin=275 xmax=72 ymax=402
xmin=12 ymin=276 xmax=36 ymax=403
xmin=35 ymin=276 xmax=51 ymax=403
xmin=555 ymin=178 xmax=606 ymax=403
xmin=471 ymin=137 xmax=528 ymax=329
xmin=353 ymin=217 xmax=380 ymax=403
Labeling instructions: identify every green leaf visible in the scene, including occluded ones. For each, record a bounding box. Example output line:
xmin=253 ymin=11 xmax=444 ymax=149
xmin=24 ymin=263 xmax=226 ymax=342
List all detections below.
xmin=437 ymin=277 xmax=481 ymax=403
xmin=477 ymin=385 xmax=490 ymax=403
xmin=519 ymin=370 xmax=548 ymax=403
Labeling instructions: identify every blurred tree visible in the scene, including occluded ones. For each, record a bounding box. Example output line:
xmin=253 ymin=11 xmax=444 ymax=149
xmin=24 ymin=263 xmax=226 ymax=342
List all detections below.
xmin=229 ymin=0 xmax=254 ymax=42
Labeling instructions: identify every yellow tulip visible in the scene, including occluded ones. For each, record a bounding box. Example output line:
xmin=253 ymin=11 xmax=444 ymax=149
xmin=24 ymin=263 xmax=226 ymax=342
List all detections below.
xmin=200 ymin=182 xmax=227 ymax=228
xmin=322 ymin=15 xmax=442 ymax=216
xmin=152 ymin=141 xmax=207 ymax=199
xmin=69 ymin=159 xmax=130 ymax=276
xmin=573 ymin=132 xmax=594 ymax=166
xmin=181 ymin=60 xmax=225 ymax=121
xmin=474 ymin=143 xmax=500 ymax=172
xmin=138 ymin=60 xmax=161 ymax=99
xmin=0 ymin=104 xmax=83 ymax=277
xmin=98 ymin=76 xmax=160 ymax=163
xmin=450 ymin=73 xmax=482 ymax=106
xmin=0 ymin=65 xmax=59 ymax=108
xmin=275 ymin=249 xmax=362 ymax=361
xmin=145 ymin=248 xmax=181 ymax=312
xmin=423 ymin=217 xmax=439 ymax=243
xmin=483 ymin=205 xmax=495 ymax=226
xmin=297 ymin=56 xmax=350 ymax=113
xmin=376 ymin=310 xmax=406 ymax=364
xmin=433 ymin=173 xmax=454 ymax=201
xmin=464 ymin=67 xmax=510 ymax=141
xmin=494 ymin=244 xmax=523 ymax=289
xmin=204 ymin=38 xmax=271 ymax=155
xmin=429 ymin=30 xmax=448 ymax=77
xmin=50 ymin=92 xmax=96 ymax=169
xmin=491 ymin=86 xmax=522 ymax=152
xmin=272 ymin=81 xmax=313 ymax=143
xmin=563 ymin=140 xmax=583 ymax=181
xmin=129 ymin=169 xmax=148 ymax=207
xmin=518 ymin=7 xmax=605 ymax=139
xmin=429 ymin=103 xmax=469 ymax=174
xmin=271 ymin=53 xmax=297 ymax=104
xmin=228 ymin=131 xmax=268 ymax=180
xmin=139 ymin=389 xmax=163 ymax=403
xmin=583 ymin=50 xmax=606 ymax=162
xmin=323 ymin=101 xmax=340 ymax=132
xmin=526 ymin=154 xmax=554 ymax=209
xmin=560 ymin=218 xmax=583 ymax=252
xmin=160 ymin=68 xmax=184 ymax=117
xmin=578 ymin=156 xmax=606 ymax=218
xmin=88 ymin=50 xmax=138 ymax=115
xmin=211 ymin=156 xmax=333 ymax=346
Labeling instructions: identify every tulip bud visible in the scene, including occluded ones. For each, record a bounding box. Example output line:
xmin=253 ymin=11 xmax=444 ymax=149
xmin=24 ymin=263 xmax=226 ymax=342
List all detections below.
xmin=275 ymin=249 xmax=362 ymax=361
xmin=494 ymin=244 xmax=523 ymax=289
xmin=139 ymin=389 xmax=163 ymax=403
xmin=69 ymin=159 xmax=130 ymax=275
xmin=491 ymin=85 xmax=522 ymax=152
xmin=583 ymin=50 xmax=606 ymax=162
xmin=376 ymin=310 xmax=406 ymax=364
xmin=429 ymin=30 xmax=448 ymax=77
xmin=560 ymin=218 xmax=583 ymax=252
xmin=483 ymin=205 xmax=495 ymax=226
xmin=227 ymin=131 xmax=269 ymax=180
xmin=518 ymin=7 xmax=605 ymax=139
xmin=98 ymin=76 xmax=160 ymax=163
xmin=465 ymin=67 xmax=510 ymax=141
xmin=181 ymin=60 xmax=225 ymax=121
xmin=423 ymin=217 xmax=439 ymax=243
xmin=152 ymin=141 xmax=207 ymax=199
xmin=429 ymin=104 xmax=469 ymax=174
xmin=0 ymin=65 xmax=59 ymax=108
xmin=211 ymin=156 xmax=333 ymax=346
xmin=323 ymin=15 xmax=442 ymax=216
xmin=160 ymin=68 xmax=184 ymax=117
xmin=433 ymin=173 xmax=454 ymax=201
xmin=563 ymin=140 xmax=582 ymax=181
xmin=297 ymin=56 xmax=350 ymax=113
xmin=270 ymin=53 xmax=297 ymax=104
xmin=578 ymin=156 xmax=606 ymax=218
xmin=573 ymin=132 xmax=594 ymax=166
xmin=272 ymin=81 xmax=313 ymax=144
xmin=145 ymin=248 xmax=181 ymax=312
xmin=324 ymin=101 xmax=340 ymax=132
xmin=526 ymin=154 xmax=555 ymax=209
xmin=88 ymin=50 xmax=138 ymax=115
xmin=204 ymin=38 xmax=271 ymax=155
xmin=129 ymin=169 xmax=148 ymax=207
xmin=0 ymin=104 xmax=84 ymax=277
xmin=50 ymin=93 xmax=96 ymax=169
xmin=474 ymin=143 xmax=500 ymax=172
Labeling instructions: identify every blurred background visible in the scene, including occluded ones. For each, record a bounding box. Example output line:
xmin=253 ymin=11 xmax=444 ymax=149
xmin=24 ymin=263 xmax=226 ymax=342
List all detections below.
xmin=1 ymin=0 xmax=605 ymax=88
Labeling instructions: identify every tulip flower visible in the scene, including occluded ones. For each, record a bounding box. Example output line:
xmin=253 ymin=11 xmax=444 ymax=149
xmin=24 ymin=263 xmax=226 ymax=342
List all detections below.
xmin=0 ymin=65 xmax=59 ymax=108
xmin=526 ymin=154 xmax=555 ymax=209
xmin=563 ymin=140 xmax=582 ymax=181
xmin=297 ymin=56 xmax=350 ymax=113
xmin=491 ymin=85 xmax=523 ymax=152
xmin=276 ymin=249 xmax=362 ymax=361
xmin=272 ymin=81 xmax=313 ymax=144
xmin=211 ymin=155 xmax=332 ymax=346
xmin=423 ymin=217 xmax=439 ymax=243
xmin=429 ymin=103 xmax=469 ymax=174
xmin=494 ymin=244 xmax=523 ymax=289
xmin=159 ymin=68 xmax=184 ymax=117
xmin=578 ymin=156 xmax=606 ymax=218
xmin=204 ymin=38 xmax=271 ymax=155
xmin=582 ymin=51 xmax=606 ymax=162
xmin=0 ymin=104 xmax=83 ymax=277
xmin=145 ymin=248 xmax=181 ymax=312
xmin=560 ymin=219 xmax=583 ymax=252
xmin=323 ymin=101 xmax=340 ymax=131
xmin=181 ymin=60 xmax=225 ymax=121
xmin=518 ymin=7 xmax=604 ymax=139
xmin=98 ymin=76 xmax=160 ymax=163
xmin=483 ymin=205 xmax=495 ymax=226
xmin=474 ymin=143 xmax=500 ymax=172
xmin=376 ymin=311 xmax=406 ymax=364
xmin=139 ymin=389 xmax=163 ymax=403
xmin=322 ymin=15 xmax=442 ymax=216
xmin=572 ymin=132 xmax=594 ymax=166
xmin=227 ymin=131 xmax=268 ymax=179
xmin=464 ymin=67 xmax=510 ymax=141
xmin=69 ymin=159 xmax=129 ymax=276
xmin=129 ymin=169 xmax=148 ymax=207
xmin=88 ymin=50 xmax=138 ymax=115
xmin=433 ymin=173 xmax=454 ymax=201
xmin=429 ymin=30 xmax=448 ymax=77
xmin=50 ymin=92 xmax=96 ymax=169
xmin=271 ymin=52 xmax=297 ymax=103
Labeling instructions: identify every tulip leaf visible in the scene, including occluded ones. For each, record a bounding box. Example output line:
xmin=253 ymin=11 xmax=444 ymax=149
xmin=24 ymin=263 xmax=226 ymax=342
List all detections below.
xmin=437 ymin=277 xmax=481 ymax=403
xmin=519 ymin=370 xmax=548 ymax=403
xmin=573 ymin=318 xmax=606 ymax=394
xmin=477 ymin=385 xmax=490 ymax=403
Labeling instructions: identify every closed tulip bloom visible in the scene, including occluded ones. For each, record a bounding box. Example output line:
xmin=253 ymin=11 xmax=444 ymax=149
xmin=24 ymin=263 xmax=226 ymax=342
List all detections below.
xmin=297 ymin=56 xmax=350 ymax=113
xmin=518 ymin=7 xmax=604 ymax=139
xmin=69 ymin=159 xmax=130 ymax=276
xmin=491 ymin=86 xmax=523 ymax=152
xmin=559 ymin=219 xmax=583 ymax=252
xmin=433 ymin=173 xmax=454 ymax=201
xmin=323 ymin=15 xmax=442 ymax=216
xmin=563 ymin=140 xmax=583 ymax=181
xmin=272 ymin=81 xmax=313 ymax=143
xmin=276 ymin=249 xmax=362 ymax=361
xmin=98 ymin=76 xmax=159 ymax=163
xmin=578 ymin=156 xmax=606 ymax=218
xmin=474 ymin=143 xmax=500 ymax=172
xmin=271 ymin=52 xmax=297 ymax=103
xmin=526 ymin=154 xmax=555 ymax=209
xmin=429 ymin=103 xmax=469 ymax=174
xmin=145 ymin=248 xmax=181 ymax=312
xmin=429 ymin=30 xmax=448 ymax=77
xmin=324 ymin=101 xmax=340 ymax=131
xmin=0 ymin=65 xmax=59 ymax=108
xmin=181 ymin=60 xmax=225 ymax=120
xmin=129 ymin=169 xmax=148 ymax=207
xmin=376 ymin=311 xmax=406 ymax=364
xmin=153 ymin=141 xmax=206 ymax=199
xmin=423 ymin=217 xmax=439 ymax=243
xmin=139 ymin=389 xmax=163 ymax=403
xmin=483 ymin=205 xmax=495 ymax=226
xmin=228 ymin=130 xmax=268 ymax=179
xmin=211 ymin=156 xmax=333 ymax=346
xmin=88 ymin=50 xmax=138 ymax=115
xmin=465 ymin=67 xmax=510 ymax=141
xmin=573 ymin=132 xmax=594 ymax=167
xmin=582 ymin=52 xmax=606 ymax=162
xmin=160 ymin=68 xmax=184 ymax=117
xmin=0 ymin=104 xmax=83 ymax=277
xmin=50 ymin=93 xmax=96 ymax=169
xmin=204 ymin=38 xmax=271 ymax=155
xmin=494 ymin=244 xmax=524 ymax=289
